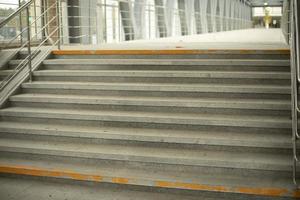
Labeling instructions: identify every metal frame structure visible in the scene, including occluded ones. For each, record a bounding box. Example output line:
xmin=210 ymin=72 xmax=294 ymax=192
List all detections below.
xmin=0 ymin=0 xmax=61 ymax=91
xmin=290 ymin=0 xmax=300 ymax=188
xmin=58 ymin=0 xmax=252 ymax=44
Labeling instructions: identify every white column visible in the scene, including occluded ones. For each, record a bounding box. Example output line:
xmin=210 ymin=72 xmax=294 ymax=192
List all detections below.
xmin=134 ymin=0 xmax=146 ymax=39
xmin=200 ymin=0 xmax=208 ymax=33
xmin=165 ymin=0 xmax=175 ymax=36
xmin=186 ymin=0 xmax=195 ymax=35
xmin=239 ymin=0 xmax=243 ymax=29
xmin=219 ymin=0 xmax=225 ymax=31
xmin=97 ymin=0 xmax=105 ymax=43
xmin=210 ymin=0 xmax=217 ymax=32
xmin=225 ymin=0 xmax=230 ymax=31
xmin=61 ymin=0 xmax=69 ymax=44
xmin=230 ymin=0 xmax=236 ymax=30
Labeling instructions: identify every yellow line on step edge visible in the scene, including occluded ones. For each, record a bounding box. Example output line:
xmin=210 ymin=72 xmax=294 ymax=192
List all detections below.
xmin=51 ymin=49 xmax=290 ymax=55
xmin=0 ymin=164 xmax=298 ymax=198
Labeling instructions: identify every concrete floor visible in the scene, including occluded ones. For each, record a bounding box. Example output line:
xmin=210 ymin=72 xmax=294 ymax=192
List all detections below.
xmin=0 ymin=176 xmax=222 ymax=200
xmin=0 ymin=176 xmax=285 ymax=200
xmin=61 ymin=28 xmax=289 ymax=50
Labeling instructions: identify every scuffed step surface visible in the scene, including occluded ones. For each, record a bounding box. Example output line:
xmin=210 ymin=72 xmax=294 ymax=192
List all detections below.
xmin=0 ymin=121 xmax=292 ymax=149
xmin=0 ymin=136 xmax=291 ymax=171
xmin=0 ymin=107 xmax=291 ymax=129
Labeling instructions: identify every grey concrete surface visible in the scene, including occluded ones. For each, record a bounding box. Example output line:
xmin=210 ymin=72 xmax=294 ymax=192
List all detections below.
xmin=0 ymin=48 xmax=295 ymax=199
xmin=0 ymin=175 xmax=288 ymax=200
xmin=59 ymin=29 xmax=289 ymax=50
xmin=0 ymin=176 xmax=210 ymax=200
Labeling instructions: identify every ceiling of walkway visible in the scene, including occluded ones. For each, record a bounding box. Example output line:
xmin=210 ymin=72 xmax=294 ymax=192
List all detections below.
xmin=250 ymin=0 xmax=284 ymax=7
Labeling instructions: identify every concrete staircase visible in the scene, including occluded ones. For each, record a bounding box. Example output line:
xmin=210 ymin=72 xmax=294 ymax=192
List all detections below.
xmin=0 ymin=51 xmax=30 ymax=86
xmin=0 ymin=49 xmax=298 ymax=199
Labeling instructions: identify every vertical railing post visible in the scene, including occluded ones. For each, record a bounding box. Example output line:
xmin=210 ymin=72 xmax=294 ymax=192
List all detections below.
xmin=26 ymin=7 xmax=32 ymax=82
xmin=148 ymin=4 xmax=151 ymax=39
xmin=18 ymin=0 xmax=23 ymax=45
xmin=56 ymin=0 xmax=61 ymax=50
xmin=33 ymin=0 xmax=38 ymax=41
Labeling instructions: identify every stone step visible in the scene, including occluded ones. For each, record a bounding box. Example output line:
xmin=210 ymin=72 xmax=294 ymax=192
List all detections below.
xmin=39 ymin=59 xmax=290 ymax=72
xmin=0 ymin=137 xmax=292 ymax=172
xmin=32 ymin=70 xmax=291 ymax=85
xmin=0 ymin=107 xmax=291 ymax=130
xmin=0 ymin=121 xmax=292 ymax=151
xmin=0 ymin=153 xmax=296 ymax=199
xmin=9 ymin=94 xmax=291 ymax=116
xmin=21 ymin=81 xmax=291 ymax=99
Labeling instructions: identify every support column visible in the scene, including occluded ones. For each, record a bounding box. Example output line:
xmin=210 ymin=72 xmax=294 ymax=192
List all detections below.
xmin=186 ymin=0 xmax=195 ymax=35
xmin=206 ymin=0 xmax=212 ymax=32
xmin=200 ymin=0 xmax=208 ymax=33
xmin=194 ymin=0 xmax=201 ymax=34
xmin=154 ymin=0 xmax=167 ymax=37
xmin=216 ymin=0 xmax=221 ymax=32
xmin=231 ymin=0 xmax=236 ymax=30
xmin=239 ymin=0 xmax=243 ymax=29
xmin=210 ymin=0 xmax=217 ymax=32
xmin=61 ymin=0 xmax=69 ymax=44
xmin=67 ymin=0 xmax=80 ymax=43
xmin=134 ymin=0 xmax=146 ymax=39
xmin=225 ymin=0 xmax=230 ymax=31
xmin=96 ymin=0 xmax=105 ymax=43
xmin=219 ymin=0 xmax=225 ymax=32
xmin=177 ymin=0 xmax=188 ymax=35
xmin=165 ymin=0 xmax=175 ymax=36
xmin=119 ymin=1 xmax=135 ymax=41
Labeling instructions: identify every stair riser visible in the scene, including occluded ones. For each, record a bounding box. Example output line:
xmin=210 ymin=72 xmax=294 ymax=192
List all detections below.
xmin=17 ymin=50 xmax=41 ymax=59
xmin=53 ymin=54 xmax=291 ymax=60
xmin=41 ymin=64 xmax=290 ymax=72
xmin=21 ymin=88 xmax=291 ymax=100
xmin=32 ymin=76 xmax=291 ymax=85
xmin=0 ymin=131 xmax=292 ymax=154
xmin=0 ymin=115 xmax=291 ymax=134
xmin=0 ymin=151 xmax=292 ymax=178
xmin=9 ymin=101 xmax=291 ymax=116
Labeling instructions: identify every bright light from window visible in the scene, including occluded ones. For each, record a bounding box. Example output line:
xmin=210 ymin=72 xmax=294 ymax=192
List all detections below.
xmin=253 ymin=7 xmax=282 ymax=17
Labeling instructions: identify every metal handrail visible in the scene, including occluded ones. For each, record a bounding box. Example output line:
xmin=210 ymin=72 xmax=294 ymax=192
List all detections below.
xmin=290 ymin=0 xmax=300 ymax=187
xmin=0 ymin=0 xmax=61 ymax=92
xmin=0 ymin=0 xmax=34 ymax=29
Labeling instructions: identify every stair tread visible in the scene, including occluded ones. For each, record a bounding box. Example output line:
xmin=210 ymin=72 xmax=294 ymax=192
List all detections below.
xmin=0 ymin=70 xmax=13 ymax=75
xmin=9 ymin=93 xmax=291 ymax=110
xmin=22 ymin=81 xmax=290 ymax=92
xmin=0 ymin=121 xmax=291 ymax=148
xmin=0 ymin=107 xmax=291 ymax=128
xmin=0 ymin=137 xmax=291 ymax=171
xmin=38 ymin=58 xmax=291 ymax=66
xmin=33 ymin=70 xmax=290 ymax=79
xmin=0 ymin=155 xmax=294 ymax=195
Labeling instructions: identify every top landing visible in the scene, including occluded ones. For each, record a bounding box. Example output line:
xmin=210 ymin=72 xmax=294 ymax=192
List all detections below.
xmin=57 ymin=29 xmax=289 ymax=52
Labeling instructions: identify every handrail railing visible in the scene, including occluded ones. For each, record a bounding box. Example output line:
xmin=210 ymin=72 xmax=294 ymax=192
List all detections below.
xmin=0 ymin=0 xmax=61 ymax=92
xmin=290 ymin=0 xmax=300 ymax=188
xmin=0 ymin=0 xmax=34 ymax=29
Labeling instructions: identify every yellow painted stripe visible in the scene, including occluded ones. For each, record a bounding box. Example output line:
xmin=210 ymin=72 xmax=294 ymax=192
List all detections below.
xmin=0 ymin=164 xmax=299 ymax=198
xmin=52 ymin=49 xmax=290 ymax=55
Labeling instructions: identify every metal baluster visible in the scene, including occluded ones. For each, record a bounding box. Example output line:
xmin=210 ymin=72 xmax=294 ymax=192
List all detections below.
xmin=148 ymin=4 xmax=151 ymax=39
xmin=56 ymin=0 xmax=61 ymax=50
xmin=33 ymin=0 xmax=38 ymax=41
xmin=118 ymin=6 xmax=121 ymax=42
xmin=18 ymin=0 xmax=23 ymax=45
xmin=26 ymin=7 xmax=32 ymax=82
